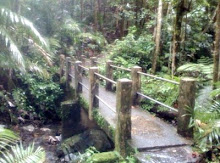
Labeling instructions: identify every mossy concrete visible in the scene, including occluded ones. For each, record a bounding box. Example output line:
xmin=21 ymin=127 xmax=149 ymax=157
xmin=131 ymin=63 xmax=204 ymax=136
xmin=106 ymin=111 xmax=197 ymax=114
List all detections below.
xmin=61 ymin=100 xmax=81 ymax=139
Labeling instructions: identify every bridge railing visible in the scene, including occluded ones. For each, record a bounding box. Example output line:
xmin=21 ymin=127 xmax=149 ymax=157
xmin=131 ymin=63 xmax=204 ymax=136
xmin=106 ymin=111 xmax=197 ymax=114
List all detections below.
xmin=63 ymin=57 xmax=132 ymax=157
xmin=84 ymin=56 xmax=196 ymax=138
xmin=61 ymin=56 xmax=196 ymax=156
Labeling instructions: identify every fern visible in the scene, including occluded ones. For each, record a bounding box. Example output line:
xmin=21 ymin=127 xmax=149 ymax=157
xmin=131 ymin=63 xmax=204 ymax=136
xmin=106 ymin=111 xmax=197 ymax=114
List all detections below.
xmin=0 ymin=128 xmax=45 ymax=163
xmin=193 ymin=100 xmax=220 ymax=153
xmin=0 ymin=128 xmax=19 ymax=152
xmin=177 ymin=63 xmax=213 ymax=80
xmin=0 ymin=143 xmax=45 ymax=163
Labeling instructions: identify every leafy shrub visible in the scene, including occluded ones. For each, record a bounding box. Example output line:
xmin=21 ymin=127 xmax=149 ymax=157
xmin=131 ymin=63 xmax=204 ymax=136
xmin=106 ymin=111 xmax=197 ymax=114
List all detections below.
xmin=106 ymin=26 xmax=154 ymax=70
xmin=140 ymin=75 xmax=179 ymax=112
xmin=12 ymin=73 xmax=63 ymax=120
xmin=191 ymin=100 xmax=220 ymax=162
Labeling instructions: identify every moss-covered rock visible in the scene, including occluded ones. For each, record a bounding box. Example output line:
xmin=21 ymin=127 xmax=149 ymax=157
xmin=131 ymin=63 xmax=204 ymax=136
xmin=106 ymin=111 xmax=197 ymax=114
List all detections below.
xmin=57 ymin=129 xmax=113 ymax=157
xmin=86 ymin=151 xmax=120 ymax=163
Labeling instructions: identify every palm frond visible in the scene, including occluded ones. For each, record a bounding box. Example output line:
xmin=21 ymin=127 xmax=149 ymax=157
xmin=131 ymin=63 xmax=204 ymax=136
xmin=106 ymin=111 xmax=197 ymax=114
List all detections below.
xmin=0 ymin=7 xmax=47 ymax=47
xmin=0 ymin=54 xmax=17 ymax=69
xmin=0 ymin=128 xmax=19 ymax=152
xmin=0 ymin=143 xmax=46 ymax=163
xmin=27 ymin=62 xmax=50 ymax=79
xmin=0 ymin=27 xmax=25 ymax=70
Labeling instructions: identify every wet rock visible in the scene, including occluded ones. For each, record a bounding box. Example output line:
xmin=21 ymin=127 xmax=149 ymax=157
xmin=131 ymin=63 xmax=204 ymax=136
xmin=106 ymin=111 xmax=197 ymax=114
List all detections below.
xmin=22 ymin=125 xmax=35 ymax=132
xmin=40 ymin=127 xmax=51 ymax=133
xmin=57 ymin=129 xmax=113 ymax=157
xmin=64 ymin=153 xmax=81 ymax=162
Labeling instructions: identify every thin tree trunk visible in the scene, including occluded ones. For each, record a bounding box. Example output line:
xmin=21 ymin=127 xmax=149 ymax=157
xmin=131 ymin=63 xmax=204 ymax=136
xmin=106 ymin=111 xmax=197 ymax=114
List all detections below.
xmin=151 ymin=0 xmax=163 ymax=74
xmin=13 ymin=0 xmax=20 ymax=13
xmin=80 ymin=0 xmax=84 ymax=21
xmin=213 ymin=3 xmax=220 ymax=86
xmin=171 ymin=0 xmax=188 ymax=77
xmin=71 ymin=0 xmax=75 ymax=19
xmin=120 ymin=0 xmax=126 ymax=37
xmin=94 ymin=0 xmax=99 ymax=31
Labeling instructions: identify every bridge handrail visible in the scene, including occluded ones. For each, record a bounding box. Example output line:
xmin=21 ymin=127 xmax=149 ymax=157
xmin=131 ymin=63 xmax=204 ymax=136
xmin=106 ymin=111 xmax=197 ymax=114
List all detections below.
xmin=69 ymin=74 xmax=75 ymax=79
xmin=95 ymin=95 xmax=116 ymax=113
xmin=94 ymin=72 xmax=117 ymax=85
xmin=94 ymin=60 xmax=105 ymax=65
xmin=137 ymin=92 xmax=178 ymax=112
xmin=137 ymin=71 xmax=179 ymax=85
xmin=79 ymin=65 xmax=89 ymax=71
xmin=79 ymin=81 xmax=89 ymax=90
xmin=110 ymin=64 xmax=131 ymax=72
xmin=62 ymin=57 xmax=197 ymax=146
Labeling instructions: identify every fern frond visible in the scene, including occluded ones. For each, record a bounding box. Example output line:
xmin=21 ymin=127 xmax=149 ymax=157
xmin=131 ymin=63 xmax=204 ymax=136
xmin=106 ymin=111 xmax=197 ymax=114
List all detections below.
xmin=209 ymin=101 xmax=220 ymax=115
xmin=0 ymin=143 xmax=46 ymax=163
xmin=177 ymin=63 xmax=213 ymax=79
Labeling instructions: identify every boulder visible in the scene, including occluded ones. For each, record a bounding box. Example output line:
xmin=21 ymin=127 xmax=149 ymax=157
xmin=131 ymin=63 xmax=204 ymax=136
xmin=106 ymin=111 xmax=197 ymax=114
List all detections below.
xmin=57 ymin=129 xmax=113 ymax=157
xmin=22 ymin=125 xmax=35 ymax=132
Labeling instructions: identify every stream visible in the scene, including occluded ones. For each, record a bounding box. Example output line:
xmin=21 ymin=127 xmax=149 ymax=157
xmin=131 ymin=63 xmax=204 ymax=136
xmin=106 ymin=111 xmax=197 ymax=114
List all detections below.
xmin=0 ymin=105 xmax=112 ymax=163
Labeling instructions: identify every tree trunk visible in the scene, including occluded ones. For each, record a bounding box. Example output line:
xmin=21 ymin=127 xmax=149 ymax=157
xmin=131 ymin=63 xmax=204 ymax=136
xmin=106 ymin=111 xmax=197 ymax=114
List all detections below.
xmin=171 ymin=0 xmax=189 ymax=77
xmin=151 ymin=0 xmax=163 ymax=74
xmin=71 ymin=0 xmax=75 ymax=19
xmin=13 ymin=0 xmax=20 ymax=13
xmin=94 ymin=0 xmax=99 ymax=31
xmin=213 ymin=3 xmax=220 ymax=86
xmin=120 ymin=0 xmax=126 ymax=37
xmin=80 ymin=0 xmax=84 ymax=21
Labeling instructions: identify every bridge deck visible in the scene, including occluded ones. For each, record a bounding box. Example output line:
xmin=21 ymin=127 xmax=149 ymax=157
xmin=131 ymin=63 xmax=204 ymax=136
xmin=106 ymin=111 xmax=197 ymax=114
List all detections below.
xmin=70 ymin=73 xmax=197 ymax=162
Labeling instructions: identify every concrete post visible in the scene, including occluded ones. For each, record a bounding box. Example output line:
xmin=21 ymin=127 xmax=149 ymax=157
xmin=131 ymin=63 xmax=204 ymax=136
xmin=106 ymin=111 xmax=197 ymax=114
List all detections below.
xmin=131 ymin=66 xmax=142 ymax=106
xmin=89 ymin=67 xmax=99 ymax=120
xmin=65 ymin=57 xmax=71 ymax=91
xmin=91 ymin=57 xmax=97 ymax=67
xmin=60 ymin=54 xmax=65 ymax=81
xmin=81 ymin=56 xmax=86 ymax=66
xmin=105 ymin=60 xmax=114 ymax=91
xmin=115 ymin=79 xmax=132 ymax=157
xmin=74 ymin=61 xmax=82 ymax=95
xmin=177 ymin=78 xmax=196 ymax=138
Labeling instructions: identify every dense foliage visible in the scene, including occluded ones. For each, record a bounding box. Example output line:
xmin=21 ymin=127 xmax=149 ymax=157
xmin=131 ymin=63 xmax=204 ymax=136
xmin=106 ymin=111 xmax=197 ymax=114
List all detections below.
xmin=0 ymin=0 xmax=219 ymax=162
xmin=12 ymin=73 xmax=63 ymax=120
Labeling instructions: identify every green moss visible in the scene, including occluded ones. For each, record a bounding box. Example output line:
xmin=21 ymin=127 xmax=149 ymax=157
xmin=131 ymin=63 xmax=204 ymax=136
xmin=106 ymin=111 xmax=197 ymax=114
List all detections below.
xmin=79 ymin=96 xmax=89 ymax=111
xmin=86 ymin=151 xmax=120 ymax=163
xmin=60 ymin=76 xmax=66 ymax=84
xmin=61 ymin=100 xmax=75 ymax=105
xmin=92 ymin=110 xmax=115 ymax=141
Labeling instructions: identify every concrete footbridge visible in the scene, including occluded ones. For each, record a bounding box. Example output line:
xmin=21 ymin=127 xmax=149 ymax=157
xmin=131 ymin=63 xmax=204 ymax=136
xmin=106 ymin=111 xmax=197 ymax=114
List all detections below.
xmin=60 ymin=56 xmax=198 ymax=162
